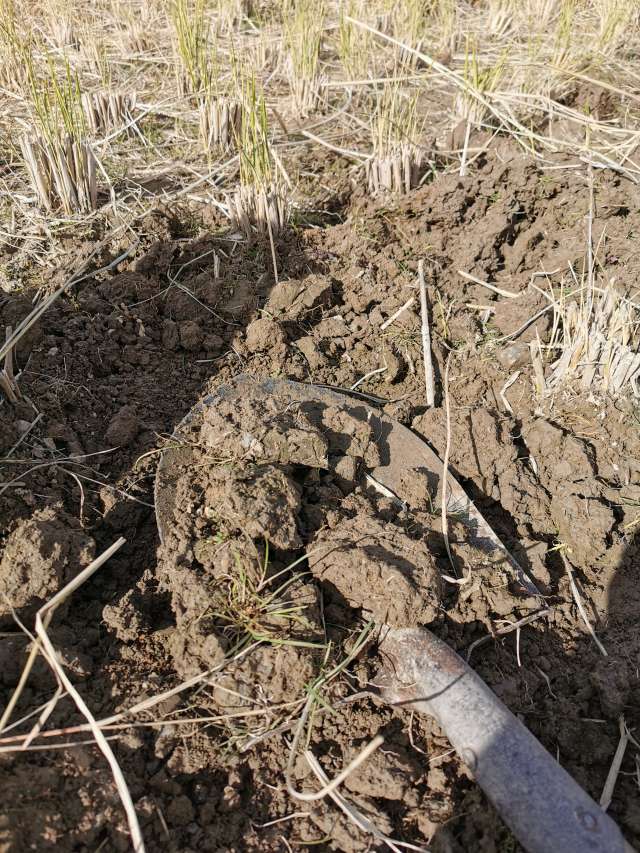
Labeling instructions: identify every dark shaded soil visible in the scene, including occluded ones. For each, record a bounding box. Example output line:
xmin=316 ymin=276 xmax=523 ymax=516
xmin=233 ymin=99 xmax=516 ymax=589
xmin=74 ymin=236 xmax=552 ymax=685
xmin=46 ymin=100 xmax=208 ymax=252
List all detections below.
xmin=1 ymin=139 xmax=640 ymax=852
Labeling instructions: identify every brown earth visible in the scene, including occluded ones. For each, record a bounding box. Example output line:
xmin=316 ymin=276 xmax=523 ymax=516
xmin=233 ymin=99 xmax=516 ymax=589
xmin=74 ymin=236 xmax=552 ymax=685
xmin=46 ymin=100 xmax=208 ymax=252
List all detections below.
xmin=1 ymin=137 xmax=640 ymax=852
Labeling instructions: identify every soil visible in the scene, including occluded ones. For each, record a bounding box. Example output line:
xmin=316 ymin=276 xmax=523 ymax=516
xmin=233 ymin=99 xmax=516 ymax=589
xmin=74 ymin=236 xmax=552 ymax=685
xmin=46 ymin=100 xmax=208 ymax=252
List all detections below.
xmin=1 ymin=137 xmax=640 ymax=852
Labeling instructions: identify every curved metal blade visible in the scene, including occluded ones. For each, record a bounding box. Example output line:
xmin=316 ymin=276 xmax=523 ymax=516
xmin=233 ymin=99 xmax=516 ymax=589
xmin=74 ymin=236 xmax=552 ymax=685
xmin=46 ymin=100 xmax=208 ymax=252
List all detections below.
xmin=155 ymin=374 xmax=542 ymax=600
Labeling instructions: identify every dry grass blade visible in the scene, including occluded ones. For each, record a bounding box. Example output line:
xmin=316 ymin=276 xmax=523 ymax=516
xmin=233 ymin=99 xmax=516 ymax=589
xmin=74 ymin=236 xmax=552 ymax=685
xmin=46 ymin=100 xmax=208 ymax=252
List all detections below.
xmin=284 ymin=622 xmax=376 ymax=801
xmin=305 ymin=751 xmax=426 ymax=853
xmin=380 ymin=296 xmax=415 ymax=331
xmin=441 ymin=351 xmax=456 ymax=575
xmin=0 ymin=642 xmax=264 ymax=752
xmin=291 ymin=731 xmax=384 ymax=802
xmin=529 ymin=334 xmax=547 ymax=397
xmin=5 ymin=413 xmax=43 ymax=459
xmin=600 ymin=716 xmax=630 ymax=811
xmin=0 ymin=538 xmax=124 ymax=732
xmin=418 ymin=260 xmax=435 ymax=408
xmin=23 ymin=686 xmax=64 ymax=750
xmin=561 ymin=554 xmax=607 ymax=658
xmin=30 ymin=539 xmax=147 ymax=851
xmin=0 ymin=326 xmax=21 ymax=404
xmin=499 ymin=370 xmax=520 ymax=415
xmin=457 ymin=269 xmax=520 ymax=299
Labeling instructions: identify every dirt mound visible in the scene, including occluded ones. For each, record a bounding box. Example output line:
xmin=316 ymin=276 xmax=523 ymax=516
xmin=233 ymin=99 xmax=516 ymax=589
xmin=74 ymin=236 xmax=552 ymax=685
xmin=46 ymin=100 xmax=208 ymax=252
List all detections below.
xmin=154 ymin=381 xmax=444 ymax=696
xmin=1 ymin=140 xmax=639 ymax=851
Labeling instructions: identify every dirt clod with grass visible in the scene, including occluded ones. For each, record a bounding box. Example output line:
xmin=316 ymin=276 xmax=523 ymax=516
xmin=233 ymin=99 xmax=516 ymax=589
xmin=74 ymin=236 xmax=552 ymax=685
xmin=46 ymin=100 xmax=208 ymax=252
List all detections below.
xmin=2 ymin=2 xmax=640 ymax=848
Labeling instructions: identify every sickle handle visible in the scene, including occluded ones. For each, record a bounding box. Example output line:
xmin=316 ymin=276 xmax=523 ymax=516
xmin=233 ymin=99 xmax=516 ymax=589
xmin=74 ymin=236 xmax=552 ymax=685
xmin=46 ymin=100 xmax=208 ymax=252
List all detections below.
xmin=377 ymin=627 xmax=634 ymax=853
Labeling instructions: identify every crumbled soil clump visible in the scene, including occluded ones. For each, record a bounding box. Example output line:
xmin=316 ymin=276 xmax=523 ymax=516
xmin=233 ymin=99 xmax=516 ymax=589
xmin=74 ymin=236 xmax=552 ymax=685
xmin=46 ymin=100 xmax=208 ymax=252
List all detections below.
xmin=0 ymin=507 xmax=95 ymax=627
xmin=1 ymin=140 xmax=640 ymax=851
xmin=308 ymin=501 xmax=442 ymax=628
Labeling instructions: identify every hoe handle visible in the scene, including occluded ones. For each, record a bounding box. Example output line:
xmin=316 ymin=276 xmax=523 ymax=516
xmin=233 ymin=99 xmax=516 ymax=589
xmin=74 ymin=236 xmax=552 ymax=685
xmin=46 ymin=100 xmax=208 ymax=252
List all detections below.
xmin=377 ymin=627 xmax=634 ymax=853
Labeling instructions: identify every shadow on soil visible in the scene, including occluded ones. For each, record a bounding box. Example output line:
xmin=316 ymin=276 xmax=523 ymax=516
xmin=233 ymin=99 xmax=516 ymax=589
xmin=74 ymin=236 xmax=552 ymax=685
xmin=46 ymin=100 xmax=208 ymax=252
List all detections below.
xmin=426 ymin=526 xmax=640 ymax=853
xmin=1 ymin=219 xmax=639 ymax=851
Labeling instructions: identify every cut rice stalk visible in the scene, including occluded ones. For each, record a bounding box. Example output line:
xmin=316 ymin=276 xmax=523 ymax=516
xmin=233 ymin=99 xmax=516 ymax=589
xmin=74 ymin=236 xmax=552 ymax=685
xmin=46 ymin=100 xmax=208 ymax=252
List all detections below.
xmin=247 ymin=31 xmax=279 ymax=74
xmin=488 ymin=0 xmax=514 ymax=38
xmin=289 ymin=73 xmax=327 ymax=119
xmin=20 ymin=134 xmax=98 ymax=215
xmin=21 ymin=51 xmax=101 ymax=214
xmin=123 ymin=16 xmax=151 ymax=53
xmin=50 ymin=18 xmax=79 ymax=50
xmin=229 ymin=75 xmax=289 ymax=237
xmin=82 ymin=38 xmax=111 ymax=86
xmin=82 ymin=91 xmax=138 ymax=135
xmin=115 ymin=3 xmax=152 ymax=51
xmin=0 ymin=0 xmax=29 ymax=91
xmin=517 ymin=0 xmax=557 ymax=31
xmin=367 ymin=81 xmax=424 ymax=194
xmin=546 ymin=281 xmax=640 ymax=397
xmin=171 ymin=0 xmax=212 ymax=99
xmin=432 ymin=0 xmax=460 ymax=54
xmin=595 ymin=0 xmax=637 ymax=56
xmin=391 ymin=0 xmax=427 ymax=67
xmin=216 ymin=0 xmax=254 ymax=33
xmin=366 ymin=145 xmax=423 ymax=195
xmin=454 ymin=38 xmax=507 ymax=126
xmin=285 ymin=0 xmax=326 ymax=117
xmin=199 ymin=96 xmax=242 ymax=151
xmin=228 ymin=183 xmax=288 ymax=239
xmin=337 ymin=0 xmax=373 ymax=79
